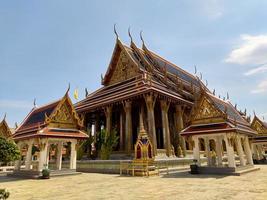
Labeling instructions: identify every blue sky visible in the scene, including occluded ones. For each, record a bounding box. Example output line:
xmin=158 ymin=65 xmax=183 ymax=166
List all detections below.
xmin=1 ymin=0 xmax=267 ymax=126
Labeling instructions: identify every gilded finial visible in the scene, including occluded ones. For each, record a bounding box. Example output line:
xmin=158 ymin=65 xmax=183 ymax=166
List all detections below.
xmin=113 ymin=24 xmax=119 ymax=40
xmin=85 ymin=88 xmax=89 ymax=97
xmin=227 ymin=92 xmax=229 ymax=100
xmin=101 ymin=74 xmax=104 ymax=83
xmin=66 ymin=83 xmax=70 ymax=95
xmin=128 ymin=27 xmax=133 ymax=43
xmin=213 ymin=89 xmax=215 ymax=95
xmin=244 ymin=108 xmax=247 ymax=116
xmin=140 ymin=30 xmax=145 ymax=46
xmin=33 ymin=98 xmax=37 ymax=108
xmin=235 ymin=103 xmax=237 ymax=109
xmin=194 ymin=65 xmax=197 ymax=74
xmin=3 ymin=113 xmax=6 ymax=121
xmin=253 ymin=110 xmax=256 ymax=116
xmin=15 ymin=122 xmax=18 ymax=129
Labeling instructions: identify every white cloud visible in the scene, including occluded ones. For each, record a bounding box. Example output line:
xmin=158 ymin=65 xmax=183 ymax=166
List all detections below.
xmin=251 ymin=79 xmax=267 ymax=94
xmin=244 ymin=64 xmax=267 ymax=76
xmin=225 ymin=34 xmax=267 ymax=65
xmin=0 ymin=100 xmax=32 ymax=109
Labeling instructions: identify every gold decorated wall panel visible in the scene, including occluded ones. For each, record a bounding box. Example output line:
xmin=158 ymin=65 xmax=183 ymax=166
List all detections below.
xmin=108 ymin=51 xmax=139 ymax=85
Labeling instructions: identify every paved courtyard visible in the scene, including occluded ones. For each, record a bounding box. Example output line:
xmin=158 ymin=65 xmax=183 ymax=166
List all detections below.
xmin=1 ymin=165 xmax=267 ymax=200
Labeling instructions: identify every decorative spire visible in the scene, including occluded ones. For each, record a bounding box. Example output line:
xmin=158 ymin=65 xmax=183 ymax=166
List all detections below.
xmin=65 ymin=83 xmax=70 ymax=95
xmin=194 ymin=65 xmax=197 ymax=74
xmin=213 ymin=89 xmax=215 ymax=95
xmin=113 ymin=23 xmax=119 ymax=40
xmin=33 ymin=98 xmax=37 ymax=108
xmin=101 ymin=74 xmax=104 ymax=83
xmin=205 ymin=80 xmax=208 ymax=87
xmin=2 ymin=113 xmax=6 ymax=121
xmin=244 ymin=108 xmax=247 ymax=116
xmin=140 ymin=30 xmax=145 ymax=47
xmin=85 ymin=88 xmax=89 ymax=97
xmin=139 ymin=106 xmax=145 ymax=133
xmin=227 ymin=92 xmax=229 ymax=100
xmin=128 ymin=27 xmax=133 ymax=43
xmin=235 ymin=104 xmax=237 ymax=109
xmin=199 ymin=72 xmax=202 ymax=80
xmin=218 ymin=95 xmax=221 ymax=99
xmin=253 ymin=110 xmax=256 ymax=116
xmin=15 ymin=122 xmax=18 ymax=129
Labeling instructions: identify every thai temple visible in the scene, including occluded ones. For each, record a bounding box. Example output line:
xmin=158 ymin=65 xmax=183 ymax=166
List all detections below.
xmin=3 ymin=29 xmax=267 ymax=176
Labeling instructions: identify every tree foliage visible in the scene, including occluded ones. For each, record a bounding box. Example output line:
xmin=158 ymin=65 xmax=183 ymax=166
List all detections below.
xmin=0 ymin=137 xmax=20 ymax=165
xmin=98 ymin=129 xmax=119 ymax=160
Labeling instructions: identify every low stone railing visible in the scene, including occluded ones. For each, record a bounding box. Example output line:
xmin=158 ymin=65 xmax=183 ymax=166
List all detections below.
xmin=0 ymin=165 xmax=25 ymax=173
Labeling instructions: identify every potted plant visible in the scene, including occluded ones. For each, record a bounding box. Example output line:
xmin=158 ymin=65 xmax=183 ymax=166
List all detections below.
xmin=41 ymin=164 xmax=50 ymax=179
xmin=0 ymin=189 xmax=10 ymax=199
xmin=190 ymin=159 xmax=199 ymax=174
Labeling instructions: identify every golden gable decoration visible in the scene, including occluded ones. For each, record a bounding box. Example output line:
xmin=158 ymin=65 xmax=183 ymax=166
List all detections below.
xmin=251 ymin=117 xmax=267 ymax=134
xmin=0 ymin=117 xmax=12 ymax=139
xmin=108 ymin=51 xmax=138 ymax=85
xmin=193 ymin=96 xmax=222 ymax=121
xmin=46 ymin=95 xmax=84 ymax=129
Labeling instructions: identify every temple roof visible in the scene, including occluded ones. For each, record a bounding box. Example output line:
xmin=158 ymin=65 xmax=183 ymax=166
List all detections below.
xmin=251 ymin=115 xmax=267 ymax=135
xmin=181 ymin=90 xmax=257 ymax=136
xmin=13 ymin=93 xmax=88 ymax=141
xmin=0 ymin=116 xmax=12 ymax=139
xmin=76 ymin=38 xmax=202 ymax=112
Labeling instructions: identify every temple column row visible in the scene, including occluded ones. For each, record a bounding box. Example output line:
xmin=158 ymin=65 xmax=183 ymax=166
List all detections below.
xmin=175 ymin=105 xmax=186 ymax=157
xmin=160 ymin=100 xmax=172 ymax=156
xmin=104 ymin=96 xmax=185 ymax=157
xmin=123 ymin=101 xmax=132 ymax=155
xmin=145 ymin=94 xmax=157 ymax=155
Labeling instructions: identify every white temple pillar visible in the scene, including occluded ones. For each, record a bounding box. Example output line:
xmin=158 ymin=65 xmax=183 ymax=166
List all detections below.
xmin=215 ymin=137 xmax=223 ymax=166
xmin=25 ymin=140 xmax=33 ymax=170
xmin=204 ymin=138 xmax=211 ymax=166
xmin=236 ymin=136 xmax=245 ymax=166
xmin=14 ymin=142 xmax=22 ymax=170
xmin=243 ymin=136 xmax=253 ymax=165
xmin=46 ymin=144 xmax=50 ymax=166
xmin=56 ymin=141 xmax=63 ymax=170
xmin=70 ymin=140 xmax=77 ymax=170
xmin=258 ymin=145 xmax=264 ymax=160
xmin=192 ymin=136 xmax=200 ymax=165
xmin=224 ymin=135 xmax=236 ymax=168
xmin=38 ymin=140 xmax=48 ymax=171
xmin=252 ymin=144 xmax=258 ymax=160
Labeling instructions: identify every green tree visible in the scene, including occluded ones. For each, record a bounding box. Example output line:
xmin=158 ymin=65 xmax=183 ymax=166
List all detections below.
xmin=99 ymin=129 xmax=119 ymax=160
xmin=0 ymin=137 xmax=20 ymax=165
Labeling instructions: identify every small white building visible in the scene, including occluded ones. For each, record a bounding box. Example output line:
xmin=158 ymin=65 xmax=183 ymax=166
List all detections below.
xmin=12 ymin=92 xmax=88 ymax=175
xmin=181 ymin=90 xmax=258 ymax=174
